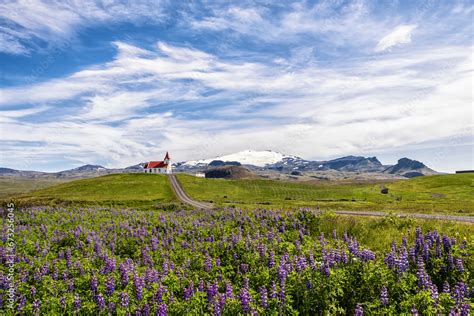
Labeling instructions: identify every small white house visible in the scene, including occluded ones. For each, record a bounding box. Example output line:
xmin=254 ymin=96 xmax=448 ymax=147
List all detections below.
xmin=144 ymin=152 xmax=172 ymax=174
xmin=195 ymin=172 xmax=205 ymax=178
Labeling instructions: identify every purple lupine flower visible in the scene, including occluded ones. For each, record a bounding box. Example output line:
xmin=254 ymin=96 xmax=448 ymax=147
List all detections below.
xmin=134 ymin=274 xmax=145 ymax=301
xmin=73 ymin=295 xmax=81 ymax=311
xmin=277 ymin=262 xmax=287 ymax=283
xmin=443 ymin=282 xmax=451 ymax=294
xmin=118 ymin=262 xmax=128 ymax=284
xmin=460 ymin=303 xmax=470 ymax=316
xmin=225 ymin=281 xmax=233 ymax=299
xmin=416 ymin=258 xmax=431 ymax=290
xmin=447 ymin=253 xmax=454 ymax=269
xmin=96 ymin=294 xmax=105 ymax=310
xmin=30 ymin=286 xmax=36 ymax=297
xmin=309 ymin=252 xmax=316 ymax=270
xmin=270 ymin=281 xmax=277 ymax=299
xmin=67 ymin=280 xmax=75 ymax=292
xmin=207 ymin=281 xmax=218 ymax=303
xmin=142 ymin=303 xmax=151 ymax=316
xmin=239 ymin=287 xmax=251 ymax=313
xmin=384 ymin=251 xmax=395 ymax=269
xmin=359 ymin=249 xmax=375 ymax=262
xmin=259 ymin=286 xmax=268 ymax=308
xmin=141 ymin=248 xmax=153 ymax=267
xmin=257 ymin=243 xmax=266 ymax=260
xmin=380 ymin=286 xmax=388 ymax=306
xmin=332 ymin=229 xmax=337 ymax=239
xmin=455 ymin=258 xmax=464 ymax=272
xmin=184 ymin=281 xmax=194 ymax=301
xmin=423 ymin=243 xmax=430 ymax=263
xmin=343 ymin=231 xmax=349 ymax=243
xmin=65 ymin=248 xmax=72 ymax=268
xmin=198 ymin=279 xmax=205 ymax=292
xmin=90 ymin=275 xmax=98 ymax=294
xmin=411 ymin=305 xmax=419 ymax=316
xmin=154 ymin=285 xmax=165 ymax=303
xmin=204 ymin=253 xmax=212 ymax=272
xmin=17 ymin=294 xmax=26 ymax=311
xmin=268 ymin=251 xmax=275 ymax=268
xmin=436 ymin=238 xmax=442 ymax=257
xmin=279 ymin=284 xmax=286 ymax=305
xmin=320 ymin=263 xmax=330 ymax=277
xmin=443 ymin=235 xmax=451 ymax=253
xmin=102 ymin=257 xmax=116 ymax=274
xmin=430 ymin=284 xmax=438 ymax=302
xmin=60 ymin=297 xmax=66 ymax=309
xmin=145 ymin=268 xmax=160 ymax=284
xmin=295 ymin=256 xmax=307 ymax=272
xmin=156 ymin=303 xmax=167 ymax=316
xmin=33 ymin=299 xmax=41 ymax=313
xmin=215 ymin=258 xmax=221 ymax=267
xmin=306 ymin=280 xmax=312 ymax=289
xmin=355 ymin=304 xmax=363 ymax=316
xmin=108 ymin=302 xmax=116 ymax=313
xmin=105 ymin=276 xmax=115 ymax=296
xmin=120 ymin=292 xmax=129 ymax=308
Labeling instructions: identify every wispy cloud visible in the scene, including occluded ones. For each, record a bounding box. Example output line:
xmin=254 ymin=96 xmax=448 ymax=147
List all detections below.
xmin=0 ymin=0 xmax=166 ymax=55
xmin=0 ymin=1 xmax=472 ymax=172
xmin=375 ymin=24 xmax=418 ymax=52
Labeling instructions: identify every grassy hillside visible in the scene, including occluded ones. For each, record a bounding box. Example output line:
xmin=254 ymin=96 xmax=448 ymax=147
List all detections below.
xmin=11 ymin=174 xmax=175 ymax=207
xmin=177 ymin=173 xmax=474 ymax=215
xmin=0 ymin=177 xmax=71 ymax=198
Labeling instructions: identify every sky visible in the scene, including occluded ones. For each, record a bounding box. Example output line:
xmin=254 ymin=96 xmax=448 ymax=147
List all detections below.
xmin=0 ymin=0 xmax=472 ymax=173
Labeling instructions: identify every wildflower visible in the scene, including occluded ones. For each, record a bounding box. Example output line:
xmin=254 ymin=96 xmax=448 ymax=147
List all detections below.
xmin=239 ymin=287 xmax=251 ymax=313
xmin=225 ymin=281 xmax=233 ymax=299
xmin=90 ymin=275 xmax=98 ymax=294
xmin=184 ymin=281 xmax=194 ymax=301
xmin=120 ymin=292 xmax=129 ymax=308
xmin=259 ymin=286 xmax=268 ymax=308
xmin=105 ymin=276 xmax=115 ymax=296
xmin=354 ymin=303 xmax=363 ymax=315
xmin=268 ymin=251 xmax=275 ymax=268
xmin=156 ymin=303 xmax=167 ymax=316
xmin=380 ymin=286 xmax=388 ymax=306
xmin=95 ymin=294 xmax=105 ymax=310
xmin=73 ymin=294 xmax=81 ymax=311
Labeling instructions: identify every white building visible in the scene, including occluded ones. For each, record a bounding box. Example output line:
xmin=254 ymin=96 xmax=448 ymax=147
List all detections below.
xmin=144 ymin=152 xmax=172 ymax=174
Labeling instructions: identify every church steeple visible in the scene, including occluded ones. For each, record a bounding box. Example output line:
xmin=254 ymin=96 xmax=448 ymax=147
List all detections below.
xmin=164 ymin=152 xmax=170 ymax=163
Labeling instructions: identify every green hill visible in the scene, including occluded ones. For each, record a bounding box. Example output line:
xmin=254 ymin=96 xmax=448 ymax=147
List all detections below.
xmin=12 ymin=174 xmax=175 ymax=207
xmin=177 ymin=173 xmax=474 ymax=215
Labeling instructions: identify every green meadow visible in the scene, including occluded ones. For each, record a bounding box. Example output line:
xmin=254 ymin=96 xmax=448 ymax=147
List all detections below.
xmin=177 ymin=173 xmax=474 ymax=215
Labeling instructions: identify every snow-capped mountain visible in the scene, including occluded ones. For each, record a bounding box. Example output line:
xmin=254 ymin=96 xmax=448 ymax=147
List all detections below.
xmin=181 ymin=150 xmax=300 ymax=167
xmin=173 ymin=150 xmax=436 ymax=177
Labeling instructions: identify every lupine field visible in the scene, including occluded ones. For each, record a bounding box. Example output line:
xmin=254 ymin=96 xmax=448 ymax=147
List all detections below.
xmin=0 ymin=207 xmax=472 ymax=315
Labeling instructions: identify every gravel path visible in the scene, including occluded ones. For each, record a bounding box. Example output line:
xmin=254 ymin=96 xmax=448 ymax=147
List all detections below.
xmin=168 ymin=174 xmax=213 ymax=210
xmin=168 ymin=175 xmax=473 ymax=223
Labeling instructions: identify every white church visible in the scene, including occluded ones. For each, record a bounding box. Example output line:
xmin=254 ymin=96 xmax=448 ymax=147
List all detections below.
xmin=144 ymin=152 xmax=172 ymax=174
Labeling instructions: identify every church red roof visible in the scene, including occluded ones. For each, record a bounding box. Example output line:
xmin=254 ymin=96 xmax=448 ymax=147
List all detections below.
xmin=144 ymin=152 xmax=171 ymax=169
xmin=145 ymin=161 xmax=168 ymax=169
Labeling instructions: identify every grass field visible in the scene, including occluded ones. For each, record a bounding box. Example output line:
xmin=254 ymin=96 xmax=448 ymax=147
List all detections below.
xmin=0 ymin=177 xmax=71 ymax=198
xmin=10 ymin=173 xmax=175 ymax=207
xmin=177 ymin=173 xmax=474 ymax=215
xmin=4 ymin=173 xmax=473 ymax=215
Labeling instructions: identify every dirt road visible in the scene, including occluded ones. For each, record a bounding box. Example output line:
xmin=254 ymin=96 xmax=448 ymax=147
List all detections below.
xmin=168 ymin=174 xmax=473 ymax=223
xmin=168 ymin=174 xmax=213 ymax=210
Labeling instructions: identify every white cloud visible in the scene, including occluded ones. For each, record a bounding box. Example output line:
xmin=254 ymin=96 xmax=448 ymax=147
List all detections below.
xmin=0 ymin=40 xmax=472 ymax=170
xmin=375 ymin=24 xmax=418 ymax=52
xmin=0 ymin=0 xmax=165 ymax=54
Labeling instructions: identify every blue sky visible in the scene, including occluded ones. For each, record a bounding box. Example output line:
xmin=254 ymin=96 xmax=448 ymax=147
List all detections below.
xmin=0 ymin=0 xmax=472 ymax=172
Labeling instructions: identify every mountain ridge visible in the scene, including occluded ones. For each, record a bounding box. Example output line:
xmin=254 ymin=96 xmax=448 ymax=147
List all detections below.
xmin=0 ymin=150 xmax=438 ymax=179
